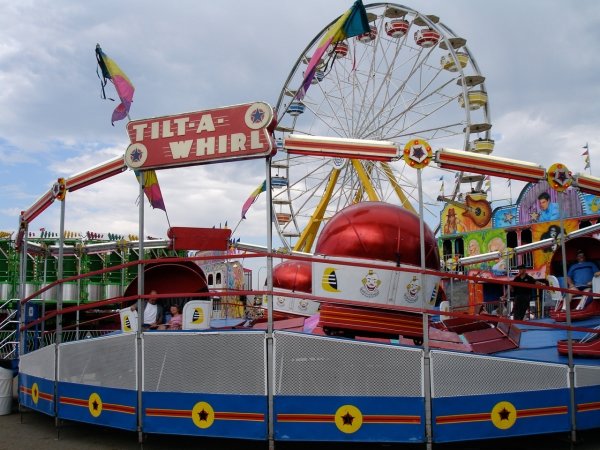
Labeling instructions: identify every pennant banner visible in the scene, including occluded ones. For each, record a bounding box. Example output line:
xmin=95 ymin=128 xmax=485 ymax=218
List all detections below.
xmin=241 ymin=180 xmax=267 ymax=219
xmin=95 ymin=44 xmax=135 ymax=125
xmin=136 ymin=170 xmax=166 ymax=211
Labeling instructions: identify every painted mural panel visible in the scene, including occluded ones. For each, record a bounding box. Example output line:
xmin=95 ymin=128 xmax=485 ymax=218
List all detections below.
xmin=440 ymin=193 xmax=492 ymax=234
xmin=518 ymin=180 xmax=582 ymax=225
xmin=582 ymin=193 xmax=600 ymax=216
xmin=462 ymin=228 xmax=507 ymax=274
xmin=492 ymin=205 xmax=517 ymax=228
xmin=531 ymin=220 xmax=579 ymax=270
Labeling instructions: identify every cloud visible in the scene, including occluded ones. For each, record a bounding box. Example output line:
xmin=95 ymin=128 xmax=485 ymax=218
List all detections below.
xmin=1 ymin=0 xmax=599 ymax=252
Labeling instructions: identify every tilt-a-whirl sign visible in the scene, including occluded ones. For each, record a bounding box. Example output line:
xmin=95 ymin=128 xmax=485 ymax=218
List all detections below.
xmin=124 ymin=101 xmax=274 ymax=170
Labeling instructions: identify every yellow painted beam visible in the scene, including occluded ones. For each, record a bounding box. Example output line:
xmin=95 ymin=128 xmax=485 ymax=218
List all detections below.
xmin=381 ymin=162 xmax=416 ymax=213
xmin=293 ymin=168 xmax=340 ymax=253
xmin=351 ymin=160 xmax=380 ymax=201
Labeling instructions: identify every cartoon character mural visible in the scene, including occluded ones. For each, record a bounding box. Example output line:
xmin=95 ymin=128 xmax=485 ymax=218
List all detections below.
xmin=486 ymin=233 xmax=507 ymax=275
xmin=518 ymin=180 xmax=582 ymax=225
xmin=440 ymin=192 xmax=492 ymax=234
xmin=583 ymin=193 xmax=600 ymax=215
xmin=532 ymin=220 xmax=578 ymax=270
xmin=455 ymin=229 xmax=507 ymax=273
xmin=467 ymin=238 xmax=481 ymax=257
xmin=493 ymin=205 xmax=518 ymax=228
xmin=442 ymin=207 xmax=466 ymax=234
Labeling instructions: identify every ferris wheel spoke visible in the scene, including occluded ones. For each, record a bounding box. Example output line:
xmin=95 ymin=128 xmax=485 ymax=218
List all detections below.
xmin=357 ymin=44 xmax=398 ymax=136
xmin=353 ymin=46 xmax=428 ymax=137
xmin=366 ymin=74 xmax=460 ymax=141
xmin=359 ymin=31 xmax=413 ymax=137
xmin=305 ymin=73 xmax=354 ymax=137
xmin=380 ymin=162 xmax=417 ymax=213
xmin=363 ymin=50 xmax=451 ymax=140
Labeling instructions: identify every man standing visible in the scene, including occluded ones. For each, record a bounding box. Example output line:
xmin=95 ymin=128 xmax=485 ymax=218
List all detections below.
xmin=511 ymin=266 xmax=540 ymax=320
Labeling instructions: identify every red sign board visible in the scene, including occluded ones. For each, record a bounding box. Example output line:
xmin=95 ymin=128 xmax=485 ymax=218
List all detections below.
xmin=125 ymin=102 xmax=274 ymax=170
xmin=167 ymin=227 xmax=231 ymax=251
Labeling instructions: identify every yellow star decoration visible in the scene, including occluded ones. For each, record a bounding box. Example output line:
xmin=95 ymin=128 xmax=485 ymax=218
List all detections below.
xmin=192 ymin=401 xmax=215 ymax=429
xmin=491 ymin=401 xmax=517 ymax=430
xmin=335 ymin=404 xmax=363 ymax=434
xmin=31 ymin=383 xmax=39 ymax=405
xmin=88 ymin=392 xmax=103 ymax=418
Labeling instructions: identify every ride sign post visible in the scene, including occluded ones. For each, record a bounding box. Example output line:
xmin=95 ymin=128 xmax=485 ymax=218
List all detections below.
xmin=403 ymin=138 xmax=433 ymax=449
xmin=547 ymin=162 xmax=577 ymax=443
xmin=124 ymin=101 xmax=276 ymax=445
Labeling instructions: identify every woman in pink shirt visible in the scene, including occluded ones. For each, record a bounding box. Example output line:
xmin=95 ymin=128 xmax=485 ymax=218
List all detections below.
xmin=159 ymin=305 xmax=183 ymax=330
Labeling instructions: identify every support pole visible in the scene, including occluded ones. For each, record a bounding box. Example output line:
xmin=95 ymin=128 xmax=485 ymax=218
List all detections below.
xmin=54 ymin=198 xmax=66 ymax=431
xmin=136 ymin=177 xmax=145 ymax=444
xmin=18 ymin=222 xmax=27 ymax=359
xmin=265 ymin=157 xmax=275 ymax=450
xmin=559 ymin=192 xmax=577 ymax=443
xmin=418 ymin=169 xmax=433 ymax=450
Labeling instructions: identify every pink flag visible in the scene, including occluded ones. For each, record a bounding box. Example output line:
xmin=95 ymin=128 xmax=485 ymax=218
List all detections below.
xmin=96 ymin=44 xmax=135 ymax=125
xmin=241 ymin=181 xmax=267 ymax=219
xmin=297 ymin=0 xmax=369 ymax=99
xmin=136 ymin=170 xmax=166 ymax=211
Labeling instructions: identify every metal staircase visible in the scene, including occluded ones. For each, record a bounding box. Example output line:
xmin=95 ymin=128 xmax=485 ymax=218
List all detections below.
xmin=0 ymin=300 xmax=18 ymax=361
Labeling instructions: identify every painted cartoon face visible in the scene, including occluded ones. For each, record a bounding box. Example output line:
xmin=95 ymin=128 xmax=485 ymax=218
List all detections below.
xmin=488 ymin=237 xmax=505 ymax=253
xmin=364 ymin=272 xmax=380 ymax=291
xmin=468 ymin=239 xmax=480 ymax=256
xmin=407 ymin=279 xmax=420 ymax=296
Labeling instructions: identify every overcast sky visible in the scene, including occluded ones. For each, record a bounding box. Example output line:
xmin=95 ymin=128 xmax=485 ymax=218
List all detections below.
xmin=1 ymin=0 xmax=599 ymax=252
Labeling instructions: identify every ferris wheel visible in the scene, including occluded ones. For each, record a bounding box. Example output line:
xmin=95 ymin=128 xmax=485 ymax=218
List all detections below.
xmin=272 ymin=3 xmax=492 ymax=253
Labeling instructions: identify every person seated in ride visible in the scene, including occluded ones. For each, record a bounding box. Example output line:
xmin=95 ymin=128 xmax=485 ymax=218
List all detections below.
xmin=566 ymin=251 xmax=600 ymax=309
xmin=131 ymin=290 xmax=164 ymax=329
xmin=158 ymin=305 xmax=183 ymax=330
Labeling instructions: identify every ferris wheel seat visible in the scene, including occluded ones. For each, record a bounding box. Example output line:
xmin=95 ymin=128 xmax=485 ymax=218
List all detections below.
xmin=459 ymin=173 xmax=486 ymax=183
xmin=330 ymin=42 xmax=349 ymax=57
xmin=414 ymin=28 xmax=440 ymax=47
xmin=286 ymin=102 xmax=305 ymax=116
xmin=275 ymin=213 xmax=292 ymax=224
xmin=465 ymin=122 xmax=492 ymax=133
xmin=441 ymin=52 xmax=469 ymax=72
xmin=471 ymin=139 xmax=495 ymax=154
xmin=439 ymin=37 xmax=467 ymax=50
xmin=385 ymin=19 xmax=410 ymax=38
xmin=356 ymin=26 xmax=378 ymax=43
xmin=459 ymin=91 xmax=488 ymax=110
xmin=271 ymin=176 xmax=288 ymax=187
xmin=313 ymin=70 xmax=325 ymax=84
